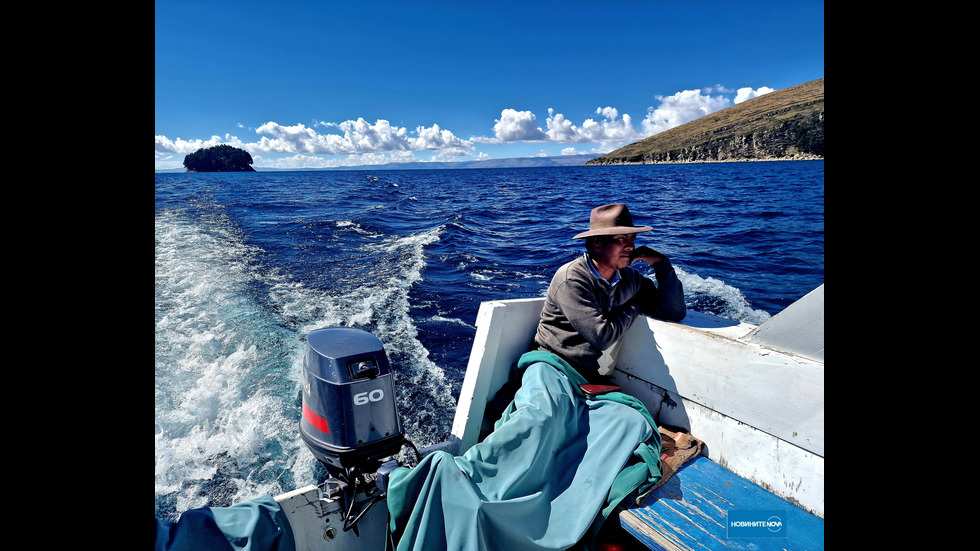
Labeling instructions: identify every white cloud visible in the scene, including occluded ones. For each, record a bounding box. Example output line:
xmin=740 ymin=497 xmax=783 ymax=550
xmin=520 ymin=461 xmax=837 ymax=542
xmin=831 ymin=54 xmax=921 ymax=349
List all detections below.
xmin=157 ymin=119 xmax=474 ymax=159
xmin=596 ymin=106 xmax=619 ymax=120
xmin=491 ymin=109 xmax=548 ymax=142
xmin=155 ymin=134 xmax=229 ymax=154
xmin=250 ymin=119 xmax=405 ymax=155
xmin=155 ymin=83 xmax=773 ymax=170
xmin=154 ymin=120 xmax=474 ymax=170
xmin=581 ymin=111 xmax=639 ymax=142
xmin=734 ymin=86 xmax=775 ymax=104
xmin=253 ymin=122 xmax=337 ymax=153
xmin=543 ymin=107 xmax=642 ymax=145
xmin=327 ymin=118 xmax=410 ymax=152
xmin=640 ymin=89 xmax=731 ymax=135
xmin=412 ymin=123 xmax=473 ymax=155
xmin=252 ymin=119 xmax=474 ymax=156
xmin=542 ymin=110 xmax=576 ymax=142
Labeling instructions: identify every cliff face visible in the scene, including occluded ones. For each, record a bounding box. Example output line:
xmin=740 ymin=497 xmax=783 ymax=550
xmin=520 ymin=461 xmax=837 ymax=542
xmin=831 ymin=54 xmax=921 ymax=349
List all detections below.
xmin=588 ymin=78 xmax=824 ymax=165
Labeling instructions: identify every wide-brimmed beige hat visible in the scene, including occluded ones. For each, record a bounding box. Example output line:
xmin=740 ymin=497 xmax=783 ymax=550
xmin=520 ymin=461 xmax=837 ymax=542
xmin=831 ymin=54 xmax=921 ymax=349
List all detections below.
xmin=573 ymin=203 xmax=653 ymax=239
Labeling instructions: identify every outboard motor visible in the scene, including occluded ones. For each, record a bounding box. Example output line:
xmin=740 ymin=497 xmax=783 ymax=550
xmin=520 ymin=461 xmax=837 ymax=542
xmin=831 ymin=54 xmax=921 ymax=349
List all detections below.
xmin=300 ymin=327 xmax=406 ymax=533
xmin=300 ymin=327 xmax=405 ymax=478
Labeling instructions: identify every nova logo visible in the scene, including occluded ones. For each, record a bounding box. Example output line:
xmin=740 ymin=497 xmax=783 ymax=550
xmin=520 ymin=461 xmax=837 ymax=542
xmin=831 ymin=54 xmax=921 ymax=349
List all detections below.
xmin=728 ymin=510 xmax=787 ymax=538
xmin=354 ymin=389 xmax=385 ymax=405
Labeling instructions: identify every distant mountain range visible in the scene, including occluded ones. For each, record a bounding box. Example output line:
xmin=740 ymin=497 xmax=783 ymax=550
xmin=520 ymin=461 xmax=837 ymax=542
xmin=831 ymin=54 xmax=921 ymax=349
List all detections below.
xmin=155 ymin=154 xmax=599 ymax=173
xmin=301 ymin=153 xmax=600 ymax=171
xmin=588 ymin=78 xmax=824 ymax=165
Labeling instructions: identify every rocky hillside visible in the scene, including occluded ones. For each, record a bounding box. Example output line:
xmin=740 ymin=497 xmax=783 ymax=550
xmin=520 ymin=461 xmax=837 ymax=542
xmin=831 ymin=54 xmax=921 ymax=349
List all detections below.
xmin=587 ymin=78 xmax=824 ymax=165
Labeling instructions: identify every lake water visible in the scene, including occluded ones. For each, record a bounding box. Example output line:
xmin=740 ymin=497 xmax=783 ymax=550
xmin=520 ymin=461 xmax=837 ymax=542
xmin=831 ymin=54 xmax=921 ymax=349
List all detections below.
xmin=154 ymin=160 xmax=824 ymax=521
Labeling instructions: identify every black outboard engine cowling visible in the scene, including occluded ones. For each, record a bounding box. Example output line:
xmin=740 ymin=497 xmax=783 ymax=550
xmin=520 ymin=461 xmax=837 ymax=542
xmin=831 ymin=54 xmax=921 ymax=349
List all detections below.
xmin=300 ymin=327 xmax=405 ymax=479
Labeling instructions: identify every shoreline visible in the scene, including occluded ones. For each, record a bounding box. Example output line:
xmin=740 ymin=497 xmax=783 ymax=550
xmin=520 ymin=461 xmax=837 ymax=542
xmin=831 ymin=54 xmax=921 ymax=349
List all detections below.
xmin=586 ymin=154 xmax=823 ymax=167
xmin=156 ymin=156 xmax=824 ymax=173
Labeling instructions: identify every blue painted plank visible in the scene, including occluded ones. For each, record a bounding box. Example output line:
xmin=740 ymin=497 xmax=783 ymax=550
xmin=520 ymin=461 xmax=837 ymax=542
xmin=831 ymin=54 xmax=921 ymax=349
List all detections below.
xmin=619 ymin=456 xmax=824 ymax=551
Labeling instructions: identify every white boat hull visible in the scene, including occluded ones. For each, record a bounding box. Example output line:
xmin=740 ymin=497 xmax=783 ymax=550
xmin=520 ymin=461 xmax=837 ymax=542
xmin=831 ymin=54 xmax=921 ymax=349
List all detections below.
xmin=275 ymin=285 xmax=825 ymax=550
xmin=451 ymin=286 xmax=824 ymax=517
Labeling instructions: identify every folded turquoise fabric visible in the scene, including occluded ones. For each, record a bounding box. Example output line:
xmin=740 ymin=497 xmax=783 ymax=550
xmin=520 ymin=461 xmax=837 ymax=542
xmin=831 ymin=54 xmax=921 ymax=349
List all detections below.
xmin=387 ymin=351 xmax=662 ymax=550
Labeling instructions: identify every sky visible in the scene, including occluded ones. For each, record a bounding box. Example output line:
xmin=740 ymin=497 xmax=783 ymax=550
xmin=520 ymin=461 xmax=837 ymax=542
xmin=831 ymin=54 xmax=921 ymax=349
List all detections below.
xmin=155 ymin=0 xmax=823 ymax=171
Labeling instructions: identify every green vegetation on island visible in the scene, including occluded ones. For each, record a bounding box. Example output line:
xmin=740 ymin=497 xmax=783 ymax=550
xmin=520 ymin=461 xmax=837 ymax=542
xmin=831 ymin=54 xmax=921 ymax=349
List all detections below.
xmin=587 ymin=78 xmax=824 ymax=165
xmin=183 ymin=144 xmax=256 ymax=172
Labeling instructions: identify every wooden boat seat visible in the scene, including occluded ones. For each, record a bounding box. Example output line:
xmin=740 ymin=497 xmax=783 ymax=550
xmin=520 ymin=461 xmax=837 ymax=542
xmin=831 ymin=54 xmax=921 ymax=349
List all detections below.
xmin=617 ymin=456 xmax=824 ymax=550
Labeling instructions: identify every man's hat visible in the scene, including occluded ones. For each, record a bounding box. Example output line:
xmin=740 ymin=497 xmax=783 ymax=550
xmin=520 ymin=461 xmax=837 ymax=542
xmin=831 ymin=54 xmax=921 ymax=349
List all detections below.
xmin=573 ymin=203 xmax=653 ymax=239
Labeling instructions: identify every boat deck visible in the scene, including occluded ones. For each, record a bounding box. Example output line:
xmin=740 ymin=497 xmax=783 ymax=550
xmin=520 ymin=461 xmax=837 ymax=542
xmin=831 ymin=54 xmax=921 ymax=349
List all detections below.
xmin=453 ymin=292 xmax=824 ymax=550
xmin=618 ymin=456 xmax=824 ymax=550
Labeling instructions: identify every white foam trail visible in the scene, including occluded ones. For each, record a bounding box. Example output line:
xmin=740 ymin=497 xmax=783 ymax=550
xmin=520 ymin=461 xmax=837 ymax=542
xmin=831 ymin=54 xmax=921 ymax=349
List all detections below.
xmin=428 ymin=315 xmax=476 ymax=329
xmin=155 ymin=210 xmax=309 ymax=516
xmin=289 ymin=224 xmax=458 ymax=447
xmin=156 ymin=210 xmax=456 ymax=518
xmin=674 ymin=266 xmax=771 ymax=325
xmin=361 ymin=227 xmax=459 ymax=446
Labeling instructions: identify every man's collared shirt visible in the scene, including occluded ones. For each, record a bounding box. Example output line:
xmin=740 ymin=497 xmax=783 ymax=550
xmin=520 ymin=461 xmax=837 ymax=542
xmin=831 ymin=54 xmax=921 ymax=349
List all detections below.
xmin=584 ymin=252 xmax=620 ymax=288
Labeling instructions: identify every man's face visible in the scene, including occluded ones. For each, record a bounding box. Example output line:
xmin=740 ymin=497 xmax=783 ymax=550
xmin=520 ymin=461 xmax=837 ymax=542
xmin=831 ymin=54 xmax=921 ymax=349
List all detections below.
xmin=594 ymin=233 xmax=636 ymax=269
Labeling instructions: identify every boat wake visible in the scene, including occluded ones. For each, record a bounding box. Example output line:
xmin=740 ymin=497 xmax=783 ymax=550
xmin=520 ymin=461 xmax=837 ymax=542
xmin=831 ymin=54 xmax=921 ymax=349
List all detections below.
xmin=155 ymin=206 xmax=772 ymax=522
xmin=674 ymin=266 xmax=772 ymax=325
xmin=154 ymin=208 xmax=456 ymax=521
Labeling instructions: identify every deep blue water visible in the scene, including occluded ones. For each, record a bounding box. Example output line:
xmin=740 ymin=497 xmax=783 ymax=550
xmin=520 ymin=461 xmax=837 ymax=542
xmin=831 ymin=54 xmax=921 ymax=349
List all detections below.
xmin=154 ymin=161 xmax=823 ymax=521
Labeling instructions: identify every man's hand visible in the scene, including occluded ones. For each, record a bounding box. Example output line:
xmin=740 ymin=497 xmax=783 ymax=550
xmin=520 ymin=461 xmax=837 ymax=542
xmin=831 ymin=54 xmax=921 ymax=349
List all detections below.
xmin=629 ymin=245 xmax=666 ymax=265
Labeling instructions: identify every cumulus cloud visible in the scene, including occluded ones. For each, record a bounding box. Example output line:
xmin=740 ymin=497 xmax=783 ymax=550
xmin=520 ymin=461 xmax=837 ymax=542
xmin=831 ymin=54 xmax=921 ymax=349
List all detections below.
xmin=491 ymin=109 xmax=548 ymax=142
xmin=157 ymin=119 xmax=474 ymax=158
xmin=640 ymin=89 xmax=732 ymax=136
xmin=155 ymin=83 xmax=776 ymax=169
xmin=543 ymin=107 xmax=643 ymax=145
xmin=250 ymin=119 xmax=404 ymax=155
xmin=155 ymin=134 xmax=230 ymax=154
xmin=596 ymin=106 xmax=619 ymax=120
xmin=413 ymin=123 xmax=472 ymax=155
xmin=734 ymin=86 xmax=775 ymax=104
xmin=484 ymin=86 xmax=771 ymax=149
xmin=252 ymin=119 xmax=474 ymax=156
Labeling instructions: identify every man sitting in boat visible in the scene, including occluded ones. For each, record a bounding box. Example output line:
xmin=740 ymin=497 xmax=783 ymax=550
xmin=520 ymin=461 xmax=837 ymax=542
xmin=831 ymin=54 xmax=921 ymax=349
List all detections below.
xmin=385 ymin=204 xmax=684 ymax=550
xmin=533 ymin=203 xmax=686 ymax=383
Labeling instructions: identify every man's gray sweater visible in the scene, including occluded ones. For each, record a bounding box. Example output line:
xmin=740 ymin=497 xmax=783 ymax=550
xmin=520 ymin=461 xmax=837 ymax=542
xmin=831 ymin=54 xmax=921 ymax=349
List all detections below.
xmin=533 ymin=254 xmax=686 ymax=381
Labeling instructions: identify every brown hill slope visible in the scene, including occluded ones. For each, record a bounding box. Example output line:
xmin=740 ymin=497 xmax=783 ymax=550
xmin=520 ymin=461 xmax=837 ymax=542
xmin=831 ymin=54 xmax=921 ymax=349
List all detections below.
xmin=587 ymin=78 xmax=824 ymax=165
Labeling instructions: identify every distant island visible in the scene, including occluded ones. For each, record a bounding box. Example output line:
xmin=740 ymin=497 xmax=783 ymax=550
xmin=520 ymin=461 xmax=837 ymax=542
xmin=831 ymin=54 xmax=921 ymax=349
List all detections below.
xmin=587 ymin=78 xmax=824 ymax=165
xmin=183 ymin=144 xmax=256 ymax=172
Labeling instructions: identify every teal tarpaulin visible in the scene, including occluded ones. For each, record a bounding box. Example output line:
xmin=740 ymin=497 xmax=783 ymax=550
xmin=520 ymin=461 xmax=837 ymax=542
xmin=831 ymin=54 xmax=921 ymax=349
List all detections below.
xmin=155 ymin=494 xmax=295 ymax=551
xmin=387 ymin=350 xmax=662 ymax=550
